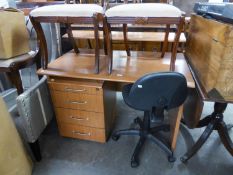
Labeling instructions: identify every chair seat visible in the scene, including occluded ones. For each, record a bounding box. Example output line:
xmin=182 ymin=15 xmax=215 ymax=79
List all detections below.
xmin=30 ymin=4 xmax=103 ymax=17
xmin=0 ymin=51 xmax=37 ymax=71
xmin=105 ymin=3 xmax=182 ymax=18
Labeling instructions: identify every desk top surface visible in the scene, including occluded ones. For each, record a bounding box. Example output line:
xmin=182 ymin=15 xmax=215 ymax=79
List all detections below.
xmin=38 ymin=49 xmax=195 ymax=88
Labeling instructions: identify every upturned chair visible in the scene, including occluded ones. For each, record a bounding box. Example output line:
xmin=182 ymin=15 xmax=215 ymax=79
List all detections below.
xmin=29 ymin=4 xmax=104 ymax=74
xmin=104 ymin=3 xmax=185 ymax=74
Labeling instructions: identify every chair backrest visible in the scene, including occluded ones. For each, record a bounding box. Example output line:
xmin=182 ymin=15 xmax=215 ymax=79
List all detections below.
xmin=126 ymin=72 xmax=187 ymax=111
xmin=29 ymin=4 xmax=104 ymax=73
xmin=104 ymin=3 xmax=185 ymax=74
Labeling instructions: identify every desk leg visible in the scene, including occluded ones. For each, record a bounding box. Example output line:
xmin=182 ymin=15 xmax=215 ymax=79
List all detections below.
xmin=181 ymin=102 xmax=233 ymax=163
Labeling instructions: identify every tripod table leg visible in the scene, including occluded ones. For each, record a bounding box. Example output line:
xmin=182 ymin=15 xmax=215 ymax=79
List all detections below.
xmin=180 ymin=118 xmax=217 ymax=163
xmin=217 ymin=121 xmax=233 ymax=156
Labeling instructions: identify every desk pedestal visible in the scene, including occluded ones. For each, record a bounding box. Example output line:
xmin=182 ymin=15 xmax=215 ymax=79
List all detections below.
xmin=48 ymin=77 xmax=116 ymax=143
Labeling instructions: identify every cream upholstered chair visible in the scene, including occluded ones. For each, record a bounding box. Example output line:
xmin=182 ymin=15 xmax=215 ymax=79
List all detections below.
xmin=104 ymin=3 xmax=185 ymax=74
xmin=29 ymin=4 xmax=104 ymax=74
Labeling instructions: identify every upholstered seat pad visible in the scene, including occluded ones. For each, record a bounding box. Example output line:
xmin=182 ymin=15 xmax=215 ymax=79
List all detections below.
xmin=105 ymin=3 xmax=182 ymax=18
xmin=30 ymin=4 xmax=103 ymax=17
xmin=0 ymin=51 xmax=36 ymax=70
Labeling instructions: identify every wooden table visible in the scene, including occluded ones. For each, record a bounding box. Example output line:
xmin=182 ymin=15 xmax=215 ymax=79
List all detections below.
xmin=181 ymin=55 xmax=233 ymax=163
xmin=37 ymin=49 xmax=195 ymax=151
xmin=38 ymin=50 xmax=194 ymax=86
xmin=180 ymin=15 xmax=233 ymax=163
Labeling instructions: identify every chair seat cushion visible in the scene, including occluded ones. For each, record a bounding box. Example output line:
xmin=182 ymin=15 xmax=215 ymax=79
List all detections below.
xmin=0 ymin=51 xmax=36 ymax=71
xmin=30 ymin=4 xmax=103 ymax=17
xmin=105 ymin=3 xmax=182 ymax=18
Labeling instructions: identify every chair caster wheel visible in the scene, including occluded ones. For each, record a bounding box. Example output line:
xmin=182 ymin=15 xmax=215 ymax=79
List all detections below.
xmin=168 ymin=155 xmax=176 ymax=163
xmin=112 ymin=134 xmax=120 ymax=141
xmin=180 ymin=156 xmax=188 ymax=163
xmin=131 ymin=159 xmax=139 ymax=168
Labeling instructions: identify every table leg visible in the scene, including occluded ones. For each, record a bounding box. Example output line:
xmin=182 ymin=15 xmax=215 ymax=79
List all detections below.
xmin=217 ymin=120 xmax=233 ymax=155
xmin=180 ymin=116 xmax=217 ymax=163
xmin=181 ymin=102 xmax=233 ymax=163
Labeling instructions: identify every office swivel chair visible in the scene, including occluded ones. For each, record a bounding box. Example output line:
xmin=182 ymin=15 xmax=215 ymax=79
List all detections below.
xmin=112 ymin=72 xmax=188 ymax=167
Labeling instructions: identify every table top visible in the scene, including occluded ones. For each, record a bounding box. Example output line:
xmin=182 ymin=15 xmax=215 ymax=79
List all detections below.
xmin=37 ymin=49 xmax=195 ymax=88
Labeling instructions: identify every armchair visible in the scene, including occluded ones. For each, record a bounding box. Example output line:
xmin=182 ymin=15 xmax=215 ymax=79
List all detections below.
xmin=1 ymin=76 xmax=54 ymax=161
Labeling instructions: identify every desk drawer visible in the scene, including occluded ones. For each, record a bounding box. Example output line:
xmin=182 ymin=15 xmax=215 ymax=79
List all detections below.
xmin=51 ymin=91 xmax=104 ymax=112
xmin=59 ymin=123 xmax=106 ymax=143
xmin=56 ymin=108 xmax=105 ymax=128
xmin=48 ymin=79 xmax=103 ymax=95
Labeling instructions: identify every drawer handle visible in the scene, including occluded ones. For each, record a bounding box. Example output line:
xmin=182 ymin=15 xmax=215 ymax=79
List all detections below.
xmin=67 ymin=101 xmax=87 ymax=105
xmin=65 ymin=87 xmax=86 ymax=92
xmin=70 ymin=116 xmax=89 ymax=121
xmin=72 ymin=131 xmax=91 ymax=136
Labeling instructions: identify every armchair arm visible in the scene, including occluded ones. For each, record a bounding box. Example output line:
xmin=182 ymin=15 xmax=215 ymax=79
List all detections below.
xmin=16 ymin=76 xmax=54 ymax=143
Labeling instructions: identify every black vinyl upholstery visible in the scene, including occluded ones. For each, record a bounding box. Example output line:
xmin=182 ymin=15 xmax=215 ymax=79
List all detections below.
xmin=122 ymin=72 xmax=188 ymax=111
xmin=113 ymin=72 xmax=188 ymax=167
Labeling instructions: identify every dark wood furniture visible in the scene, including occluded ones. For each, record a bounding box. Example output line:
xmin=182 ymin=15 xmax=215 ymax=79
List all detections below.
xmin=104 ymin=3 xmax=185 ymax=74
xmin=0 ymin=51 xmax=41 ymax=95
xmin=181 ymin=14 xmax=233 ymax=163
xmin=29 ymin=4 xmax=105 ymax=73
